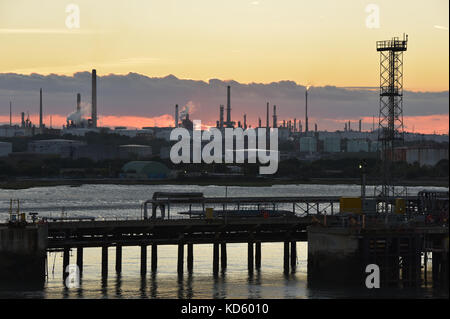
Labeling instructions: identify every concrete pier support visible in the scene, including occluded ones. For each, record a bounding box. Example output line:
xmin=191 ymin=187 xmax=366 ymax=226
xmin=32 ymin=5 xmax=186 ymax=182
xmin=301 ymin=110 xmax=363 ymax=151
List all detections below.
xmin=115 ymin=245 xmax=122 ymax=273
xmin=283 ymin=241 xmax=290 ymax=274
xmin=151 ymin=245 xmax=158 ymax=272
xmin=290 ymin=241 xmax=297 ymax=272
xmin=221 ymin=243 xmax=227 ymax=271
xmin=307 ymin=227 xmax=361 ymax=286
xmin=248 ymin=242 xmax=254 ymax=273
xmin=76 ymin=246 xmax=83 ymax=277
xmin=187 ymin=243 xmax=194 ymax=273
xmin=101 ymin=246 xmax=108 ymax=278
xmin=213 ymin=243 xmax=219 ymax=275
xmin=141 ymin=245 xmax=147 ymax=276
xmin=177 ymin=243 xmax=184 ymax=275
xmin=255 ymin=242 xmax=261 ymax=270
xmin=63 ymin=247 xmax=70 ymax=280
xmin=0 ymin=224 xmax=48 ymax=286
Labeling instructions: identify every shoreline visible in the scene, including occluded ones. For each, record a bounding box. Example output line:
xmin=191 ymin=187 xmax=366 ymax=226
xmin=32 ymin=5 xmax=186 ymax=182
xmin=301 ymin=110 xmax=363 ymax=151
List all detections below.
xmin=1 ymin=178 xmax=448 ymax=190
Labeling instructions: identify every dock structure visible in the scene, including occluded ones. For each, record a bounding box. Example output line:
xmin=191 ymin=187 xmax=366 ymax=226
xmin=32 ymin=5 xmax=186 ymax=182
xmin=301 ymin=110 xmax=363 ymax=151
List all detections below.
xmin=1 ymin=192 xmax=448 ymax=289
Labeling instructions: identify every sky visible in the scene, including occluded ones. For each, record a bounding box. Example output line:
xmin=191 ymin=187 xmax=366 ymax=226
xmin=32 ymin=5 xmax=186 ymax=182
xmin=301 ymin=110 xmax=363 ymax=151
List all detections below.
xmin=0 ymin=0 xmax=448 ymax=133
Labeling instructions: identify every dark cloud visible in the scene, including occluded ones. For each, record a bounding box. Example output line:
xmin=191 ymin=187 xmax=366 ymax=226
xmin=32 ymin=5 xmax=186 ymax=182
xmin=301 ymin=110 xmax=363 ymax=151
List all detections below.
xmin=0 ymin=72 xmax=448 ymax=128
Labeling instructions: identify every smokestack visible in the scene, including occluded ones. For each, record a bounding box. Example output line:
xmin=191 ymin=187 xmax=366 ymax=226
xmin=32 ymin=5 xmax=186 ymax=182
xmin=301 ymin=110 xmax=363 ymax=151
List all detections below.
xmin=359 ymin=119 xmax=362 ymax=132
xmin=219 ymin=105 xmax=224 ymax=128
xmin=21 ymin=112 xmax=25 ymax=128
xmin=9 ymin=101 xmax=12 ymax=126
xmin=305 ymin=89 xmax=309 ymax=133
xmin=244 ymin=114 xmax=247 ymax=130
xmin=39 ymin=88 xmax=43 ymax=128
xmin=266 ymin=102 xmax=270 ymax=128
xmin=299 ymin=120 xmax=302 ymax=133
xmin=91 ymin=69 xmax=97 ymax=128
xmin=258 ymin=117 xmax=261 ymax=128
xmin=226 ymin=86 xmax=231 ymax=125
xmin=175 ymin=104 xmax=179 ymax=128
xmin=348 ymin=120 xmax=351 ymax=131
xmin=77 ymin=93 xmax=81 ymax=112
xmin=273 ymin=105 xmax=277 ymax=128
xmin=294 ymin=118 xmax=297 ymax=132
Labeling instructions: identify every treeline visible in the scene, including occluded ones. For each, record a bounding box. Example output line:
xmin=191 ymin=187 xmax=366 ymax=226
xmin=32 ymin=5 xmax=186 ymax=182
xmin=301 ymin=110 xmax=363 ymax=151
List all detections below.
xmin=1 ymin=154 xmax=447 ymax=181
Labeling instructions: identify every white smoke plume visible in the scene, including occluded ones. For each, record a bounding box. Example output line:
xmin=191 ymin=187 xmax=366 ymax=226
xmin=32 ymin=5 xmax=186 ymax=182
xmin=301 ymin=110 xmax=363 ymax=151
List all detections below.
xmin=179 ymin=100 xmax=196 ymax=120
xmin=67 ymin=101 xmax=91 ymax=125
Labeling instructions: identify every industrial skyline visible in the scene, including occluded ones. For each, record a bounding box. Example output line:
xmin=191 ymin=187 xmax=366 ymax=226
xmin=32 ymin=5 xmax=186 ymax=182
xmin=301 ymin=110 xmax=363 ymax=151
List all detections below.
xmin=1 ymin=73 xmax=448 ymax=135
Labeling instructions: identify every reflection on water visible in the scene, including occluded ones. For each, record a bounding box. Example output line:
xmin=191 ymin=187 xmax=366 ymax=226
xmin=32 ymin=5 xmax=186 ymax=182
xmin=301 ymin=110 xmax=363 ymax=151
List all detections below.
xmin=0 ymin=184 xmax=448 ymax=299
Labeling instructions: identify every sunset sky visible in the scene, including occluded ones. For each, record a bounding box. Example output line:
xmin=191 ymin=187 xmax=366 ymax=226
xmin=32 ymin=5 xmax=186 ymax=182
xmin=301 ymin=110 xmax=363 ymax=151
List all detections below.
xmin=0 ymin=0 xmax=448 ymax=133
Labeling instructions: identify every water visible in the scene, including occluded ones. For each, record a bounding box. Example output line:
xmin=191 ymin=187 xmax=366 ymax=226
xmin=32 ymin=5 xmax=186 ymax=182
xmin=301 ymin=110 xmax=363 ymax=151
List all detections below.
xmin=0 ymin=184 xmax=448 ymax=299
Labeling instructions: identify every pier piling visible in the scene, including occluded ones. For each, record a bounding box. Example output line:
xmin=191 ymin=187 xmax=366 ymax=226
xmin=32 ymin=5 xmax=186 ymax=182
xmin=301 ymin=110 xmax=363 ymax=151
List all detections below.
xmin=151 ymin=245 xmax=158 ymax=272
xmin=101 ymin=246 xmax=108 ymax=278
xmin=221 ymin=243 xmax=227 ymax=271
xmin=76 ymin=246 xmax=83 ymax=277
xmin=255 ymin=241 xmax=261 ymax=270
xmin=290 ymin=241 xmax=297 ymax=272
xmin=141 ymin=245 xmax=147 ymax=276
xmin=248 ymin=242 xmax=254 ymax=273
xmin=63 ymin=247 xmax=70 ymax=281
xmin=187 ymin=243 xmax=194 ymax=273
xmin=177 ymin=243 xmax=184 ymax=275
xmin=213 ymin=243 xmax=219 ymax=275
xmin=115 ymin=245 xmax=122 ymax=274
xmin=283 ymin=241 xmax=290 ymax=274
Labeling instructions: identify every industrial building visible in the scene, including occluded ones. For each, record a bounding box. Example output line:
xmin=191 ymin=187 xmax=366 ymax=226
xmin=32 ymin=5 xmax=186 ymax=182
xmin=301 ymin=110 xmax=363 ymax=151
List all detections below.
xmin=395 ymin=146 xmax=449 ymax=167
xmin=119 ymin=145 xmax=152 ymax=159
xmin=323 ymin=137 xmax=341 ymax=153
xmin=346 ymin=139 xmax=369 ymax=153
xmin=121 ymin=161 xmax=171 ymax=179
xmin=28 ymin=139 xmax=86 ymax=158
xmin=299 ymin=137 xmax=317 ymax=153
xmin=0 ymin=142 xmax=12 ymax=157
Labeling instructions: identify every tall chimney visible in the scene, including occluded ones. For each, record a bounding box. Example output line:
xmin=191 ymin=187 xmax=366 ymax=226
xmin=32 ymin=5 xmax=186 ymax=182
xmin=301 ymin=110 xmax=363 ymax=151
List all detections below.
xmin=305 ymin=89 xmax=309 ymax=133
xmin=175 ymin=104 xmax=179 ymax=128
xmin=258 ymin=117 xmax=261 ymax=128
xmin=299 ymin=120 xmax=302 ymax=133
xmin=243 ymin=114 xmax=247 ymax=130
xmin=91 ymin=69 xmax=97 ymax=128
xmin=219 ymin=105 xmax=224 ymax=128
xmin=348 ymin=120 xmax=351 ymax=131
xmin=21 ymin=112 xmax=25 ymax=128
xmin=226 ymin=85 xmax=231 ymax=125
xmin=294 ymin=118 xmax=297 ymax=132
xmin=77 ymin=93 xmax=81 ymax=112
xmin=266 ymin=102 xmax=270 ymax=128
xmin=359 ymin=119 xmax=362 ymax=132
xmin=273 ymin=105 xmax=277 ymax=128
xmin=39 ymin=88 xmax=43 ymax=128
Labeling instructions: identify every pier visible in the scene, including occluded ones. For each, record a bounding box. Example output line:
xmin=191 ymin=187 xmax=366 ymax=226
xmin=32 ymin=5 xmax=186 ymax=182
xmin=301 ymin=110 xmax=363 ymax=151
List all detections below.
xmin=1 ymin=192 xmax=448 ymax=289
